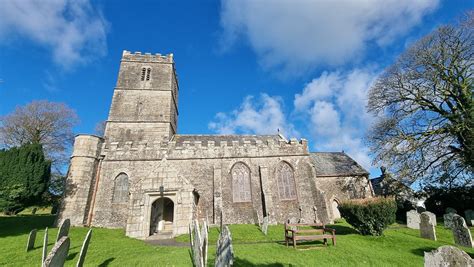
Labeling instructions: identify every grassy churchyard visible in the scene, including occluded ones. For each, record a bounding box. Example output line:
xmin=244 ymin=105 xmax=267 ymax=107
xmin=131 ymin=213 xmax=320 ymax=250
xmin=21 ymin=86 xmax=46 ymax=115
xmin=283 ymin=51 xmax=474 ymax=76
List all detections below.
xmin=0 ymin=215 xmax=473 ymax=266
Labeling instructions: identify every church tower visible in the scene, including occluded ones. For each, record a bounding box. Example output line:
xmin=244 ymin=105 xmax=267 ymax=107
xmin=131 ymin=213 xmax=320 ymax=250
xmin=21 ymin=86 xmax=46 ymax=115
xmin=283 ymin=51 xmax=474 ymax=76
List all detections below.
xmin=104 ymin=50 xmax=179 ymax=142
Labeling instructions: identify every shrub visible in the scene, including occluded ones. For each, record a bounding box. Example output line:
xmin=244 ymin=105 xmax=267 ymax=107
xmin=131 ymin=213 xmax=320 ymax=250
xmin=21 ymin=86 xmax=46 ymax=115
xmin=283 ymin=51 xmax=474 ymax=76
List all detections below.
xmin=339 ymin=197 xmax=397 ymax=236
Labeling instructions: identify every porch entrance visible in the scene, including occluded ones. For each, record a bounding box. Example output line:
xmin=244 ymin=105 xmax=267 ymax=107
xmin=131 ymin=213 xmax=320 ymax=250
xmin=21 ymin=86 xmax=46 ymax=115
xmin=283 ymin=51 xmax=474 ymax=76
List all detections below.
xmin=150 ymin=197 xmax=174 ymax=236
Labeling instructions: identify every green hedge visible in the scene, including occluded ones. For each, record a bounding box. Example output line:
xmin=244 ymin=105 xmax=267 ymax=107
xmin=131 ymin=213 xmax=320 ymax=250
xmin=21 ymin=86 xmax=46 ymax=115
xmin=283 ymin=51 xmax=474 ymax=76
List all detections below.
xmin=339 ymin=197 xmax=397 ymax=236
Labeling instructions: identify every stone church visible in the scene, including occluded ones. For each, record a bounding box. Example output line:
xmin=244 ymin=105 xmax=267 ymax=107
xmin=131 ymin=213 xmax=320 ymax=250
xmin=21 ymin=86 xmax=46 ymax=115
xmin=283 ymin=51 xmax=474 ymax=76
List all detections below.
xmin=58 ymin=50 xmax=373 ymax=239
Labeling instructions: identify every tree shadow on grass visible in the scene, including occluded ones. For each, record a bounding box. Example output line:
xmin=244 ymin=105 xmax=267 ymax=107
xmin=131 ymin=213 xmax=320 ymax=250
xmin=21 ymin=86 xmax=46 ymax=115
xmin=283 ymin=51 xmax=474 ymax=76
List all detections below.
xmin=411 ymin=247 xmax=437 ymax=257
xmin=234 ymin=257 xmax=286 ymax=266
xmin=98 ymin=258 xmax=115 ymax=267
xmin=0 ymin=215 xmax=55 ymax=237
xmin=325 ymin=224 xmax=358 ymax=235
xmin=67 ymin=252 xmax=78 ymax=260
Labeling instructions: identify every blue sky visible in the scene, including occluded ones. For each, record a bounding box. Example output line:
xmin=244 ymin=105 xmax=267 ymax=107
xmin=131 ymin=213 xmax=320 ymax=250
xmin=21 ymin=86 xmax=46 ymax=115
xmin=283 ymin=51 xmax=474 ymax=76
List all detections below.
xmin=0 ymin=0 xmax=472 ymax=178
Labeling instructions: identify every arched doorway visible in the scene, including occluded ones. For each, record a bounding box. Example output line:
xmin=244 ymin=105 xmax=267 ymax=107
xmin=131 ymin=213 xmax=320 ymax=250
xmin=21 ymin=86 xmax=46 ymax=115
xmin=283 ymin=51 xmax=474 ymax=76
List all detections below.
xmin=332 ymin=199 xmax=341 ymax=220
xmin=150 ymin=197 xmax=174 ymax=236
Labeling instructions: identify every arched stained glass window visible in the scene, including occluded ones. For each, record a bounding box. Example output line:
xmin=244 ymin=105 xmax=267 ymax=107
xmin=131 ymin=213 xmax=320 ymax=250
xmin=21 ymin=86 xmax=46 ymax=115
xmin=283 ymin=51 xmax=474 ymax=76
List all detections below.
xmin=232 ymin=162 xmax=251 ymax=202
xmin=277 ymin=162 xmax=297 ymax=200
xmin=112 ymin=173 xmax=129 ymax=203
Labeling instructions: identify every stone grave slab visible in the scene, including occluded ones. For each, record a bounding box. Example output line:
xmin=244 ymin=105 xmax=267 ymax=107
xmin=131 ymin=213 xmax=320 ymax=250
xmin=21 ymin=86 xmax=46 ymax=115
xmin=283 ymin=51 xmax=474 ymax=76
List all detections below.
xmin=215 ymin=225 xmax=234 ymax=267
xmin=420 ymin=212 xmax=436 ymax=241
xmin=465 ymin=210 xmax=474 ymax=226
xmin=76 ymin=228 xmax=92 ymax=267
xmin=444 ymin=212 xmax=457 ymax=229
xmin=44 ymin=236 xmax=70 ymax=267
xmin=42 ymin=227 xmax=48 ymax=264
xmin=56 ymin=219 xmax=71 ymax=242
xmin=452 ymin=215 xmax=473 ymax=248
xmin=424 ymin=245 xmax=473 ymax=267
xmin=26 ymin=229 xmax=37 ymax=252
xmin=407 ymin=210 xmax=420 ymax=229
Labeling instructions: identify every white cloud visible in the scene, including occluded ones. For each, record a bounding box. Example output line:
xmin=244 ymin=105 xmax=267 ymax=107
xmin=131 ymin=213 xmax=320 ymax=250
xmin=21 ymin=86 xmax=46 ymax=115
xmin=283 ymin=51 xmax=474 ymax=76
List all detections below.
xmin=208 ymin=94 xmax=299 ymax=138
xmin=0 ymin=0 xmax=108 ymax=68
xmin=294 ymin=68 xmax=378 ymax=169
xmin=219 ymin=0 xmax=438 ymax=74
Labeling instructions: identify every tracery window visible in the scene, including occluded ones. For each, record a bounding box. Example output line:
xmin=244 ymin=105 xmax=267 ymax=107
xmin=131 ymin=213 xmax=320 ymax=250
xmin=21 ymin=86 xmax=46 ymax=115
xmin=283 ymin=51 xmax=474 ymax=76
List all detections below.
xmin=231 ymin=162 xmax=251 ymax=202
xmin=112 ymin=173 xmax=129 ymax=203
xmin=277 ymin=162 xmax=297 ymax=200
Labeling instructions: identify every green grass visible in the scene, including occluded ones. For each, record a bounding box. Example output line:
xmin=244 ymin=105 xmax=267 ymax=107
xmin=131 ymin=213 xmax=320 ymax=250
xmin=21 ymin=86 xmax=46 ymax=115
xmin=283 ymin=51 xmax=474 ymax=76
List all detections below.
xmin=0 ymin=215 xmax=473 ymax=266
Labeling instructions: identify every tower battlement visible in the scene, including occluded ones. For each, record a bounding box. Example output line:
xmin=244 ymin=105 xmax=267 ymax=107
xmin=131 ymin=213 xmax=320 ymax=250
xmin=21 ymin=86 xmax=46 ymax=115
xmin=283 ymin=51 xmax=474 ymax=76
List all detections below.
xmin=121 ymin=50 xmax=174 ymax=63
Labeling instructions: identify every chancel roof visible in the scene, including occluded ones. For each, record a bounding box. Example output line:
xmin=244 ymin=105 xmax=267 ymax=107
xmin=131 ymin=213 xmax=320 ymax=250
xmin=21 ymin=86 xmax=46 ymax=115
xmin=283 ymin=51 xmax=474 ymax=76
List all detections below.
xmin=172 ymin=134 xmax=283 ymax=146
xmin=310 ymin=152 xmax=369 ymax=177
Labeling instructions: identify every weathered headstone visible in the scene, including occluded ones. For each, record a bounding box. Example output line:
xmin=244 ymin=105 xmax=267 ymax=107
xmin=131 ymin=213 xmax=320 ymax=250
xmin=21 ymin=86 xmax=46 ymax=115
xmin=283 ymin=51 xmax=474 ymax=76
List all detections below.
xmin=201 ymin=221 xmax=208 ymax=267
xmin=407 ymin=210 xmax=420 ymax=229
xmin=444 ymin=212 xmax=456 ymax=229
xmin=446 ymin=207 xmax=457 ymax=214
xmin=26 ymin=229 xmax=37 ymax=252
xmin=32 ymin=207 xmax=37 ymax=215
xmin=420 ymin=212 xmax=437 ymax=241
xmin=42 ymin=227 xmax=48 ymax=264
xmin=452 ymin=215 xmax=473 ymax=248
xmin=424 ymin=245 xmax=474 ymax=267
xmin=215 ymin=225 xmax=234 ymax=267
xmin=56 ymin=218 xmax=71 ymax=242
xmin=191 ymin=220 xmax=204 ymax=267
xmin=261 ymin=216 xmax=269 ymax=236
xmin=43 ymin=236 xmax=70 ymax=267
xmin=426 ymin=211 xmax=437 ymax=226
xmin=465 ymin=210 xmax=474 ymax=226
xmin=76 ymin=228 xmax=92 ymax=267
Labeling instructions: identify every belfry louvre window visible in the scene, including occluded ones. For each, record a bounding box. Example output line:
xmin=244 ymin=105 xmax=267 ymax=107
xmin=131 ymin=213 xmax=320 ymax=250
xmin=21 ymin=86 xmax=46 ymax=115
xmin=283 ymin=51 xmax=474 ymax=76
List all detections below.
xmin=146 ymin=68 xmax=151 ymax=80
xmin=232 ymin=162 xmax=251 ymax=202
xmin=112 ymin=173 xmax=129 ymax=203
xmin=140 ymin=68 xmax=146 ymax=81
xmin=277 ymin=162 xmax=297 ymax=200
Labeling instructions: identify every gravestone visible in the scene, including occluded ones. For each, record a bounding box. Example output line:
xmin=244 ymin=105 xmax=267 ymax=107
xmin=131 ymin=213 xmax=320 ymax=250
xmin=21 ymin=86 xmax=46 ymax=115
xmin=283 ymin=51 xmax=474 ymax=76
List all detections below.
xmin=424 ymin=245 xmax=474 ymax=267
xmin=452 ymin=215 xmax=473 ymax=248
xmin=425 ymin=211 xmax=437 ymax=226
xmin=32 ymin=208 xmax=37 ymax=215
xmin=44 ymin=236 xmax=70 ymax=267
xmin=444 ymin=212 xmax=456 ymax=229
xmin=42 ymin=227 xmax=48 ymax=264
xmin=446 ymin=207 xmax=457 ymax=214
xmin=407 ymin=210 xmax=420 ymax=229
xmin=56 ymin=219 xmax=71 ymax=242
xmin=465 ymin=210 xmax=474 ymax=226
xmin=76 ymin=229 xmax=92 ymax=267
xmin=200 ymin=221 xmax=208 ymax=267
xmin=420 ymin=212 xmax=436 ymax=241
xmin=215 ymin=225 xmax=234 ymax=267
xmin=261 ymin=216 xmax=269 ymax=236
xmin=26 ymin=229 xmax=37 ymax=252
xmin=190 ymin=220 xmax=204 ymax=267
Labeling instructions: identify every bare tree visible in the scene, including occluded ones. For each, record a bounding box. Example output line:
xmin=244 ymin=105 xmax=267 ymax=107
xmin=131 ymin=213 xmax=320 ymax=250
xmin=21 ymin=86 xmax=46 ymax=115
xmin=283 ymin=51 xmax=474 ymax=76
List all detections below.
xmin=0 ymin=100 xmax=79 ymax=172
xmin=367 ymin=12 xmax=473 ymax=187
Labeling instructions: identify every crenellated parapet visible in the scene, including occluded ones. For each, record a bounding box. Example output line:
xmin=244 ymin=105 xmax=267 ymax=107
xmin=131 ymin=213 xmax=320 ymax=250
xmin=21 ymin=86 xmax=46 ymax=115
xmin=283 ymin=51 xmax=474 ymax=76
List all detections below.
xmin=121 ymin=50 xmax=174 ymax=64
xmin=101 ymin=138 xmax=308 ymax=161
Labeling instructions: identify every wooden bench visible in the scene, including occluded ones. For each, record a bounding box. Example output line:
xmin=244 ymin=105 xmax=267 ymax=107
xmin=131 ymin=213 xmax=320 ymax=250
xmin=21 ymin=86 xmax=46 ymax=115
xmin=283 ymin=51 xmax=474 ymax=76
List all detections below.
xmin=284 ymin=222 xmax=336 ymax=249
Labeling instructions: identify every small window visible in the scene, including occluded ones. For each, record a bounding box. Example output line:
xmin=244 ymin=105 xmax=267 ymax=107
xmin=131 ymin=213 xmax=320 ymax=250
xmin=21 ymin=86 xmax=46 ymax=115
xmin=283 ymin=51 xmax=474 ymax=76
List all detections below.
xmin=146 ymin=68 xmax=151 ymax=81
xmin=277 ymin=162 xmax=297 ymax=200
xmin=112 ymin=173 xmax=129 ymax=203
xmin=232 ymin=162 xmax=251 ymax=202
xmin=140 ymin=68 xmax=146 ymax=81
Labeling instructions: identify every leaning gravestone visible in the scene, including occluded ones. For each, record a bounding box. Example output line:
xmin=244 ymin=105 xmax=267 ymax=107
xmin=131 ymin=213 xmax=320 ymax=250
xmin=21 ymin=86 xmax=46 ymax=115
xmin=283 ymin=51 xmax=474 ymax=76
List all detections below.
xmin=452 ymin=215 xmax=473 ymax=248
xmin=26 ymin=229 xmax=37 ymax=252
xmin=424 ymin=245 xmax=474 ymax=267
xmin=465 ymin=210 xmax=474 ymax=226
xmin=420 ymin=212 xmax=437 ymax=241
xmin=407 ymin=210 xmax=420 ymax=229
xmin=215 ymin=225 xmax=234 ymax=267
xmin=42 ymin=227 xmax=48 ymax=264
xmin=200 ymin=221 xmax=208 ymax=267
xmin=56 ymin=219 xmax=71 ymax=242
xmin=261 ymin=216 xmax=269 ymax=236
xmin=191 ymin=220 xmax=204 ymax=267
xmin=76 ymin=229 xmax=92 ymax=267
xmin=44 ymin=236 xmax=70 ymax=267
xmin=444 ymin=212 xmax=457 ymax=229
xmin=425 ymin=211 xmax=437 ymax=226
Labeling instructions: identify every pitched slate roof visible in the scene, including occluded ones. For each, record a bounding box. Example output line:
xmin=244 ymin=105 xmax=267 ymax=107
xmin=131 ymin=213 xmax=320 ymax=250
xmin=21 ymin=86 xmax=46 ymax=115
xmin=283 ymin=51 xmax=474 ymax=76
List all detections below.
xmin=310 ymin=152 xmax=369 ymax=177
xmin=172 ymin=134 xmax=283 ymax=146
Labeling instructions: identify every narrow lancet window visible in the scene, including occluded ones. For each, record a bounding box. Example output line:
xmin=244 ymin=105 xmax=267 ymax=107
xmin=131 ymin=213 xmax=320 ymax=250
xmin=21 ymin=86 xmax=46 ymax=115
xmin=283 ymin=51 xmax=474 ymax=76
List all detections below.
xmin=112 ymin=173 xmax=129 ymax=203
xmin=146 ymin=68 xmax=151 ymax=81
xmin=232 ymin=162 xmax=251 ymax=202
xmin=141 ymin=67 xmax=146 ymax=81
xmin=277 ymin=162 xmax=297 ymax=200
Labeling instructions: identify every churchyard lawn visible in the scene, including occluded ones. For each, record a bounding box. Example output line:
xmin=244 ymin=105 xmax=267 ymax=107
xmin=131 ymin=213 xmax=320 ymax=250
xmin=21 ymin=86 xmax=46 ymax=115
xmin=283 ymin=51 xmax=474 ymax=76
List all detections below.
xmin=0 ymin=215 xmax=472 ymax=266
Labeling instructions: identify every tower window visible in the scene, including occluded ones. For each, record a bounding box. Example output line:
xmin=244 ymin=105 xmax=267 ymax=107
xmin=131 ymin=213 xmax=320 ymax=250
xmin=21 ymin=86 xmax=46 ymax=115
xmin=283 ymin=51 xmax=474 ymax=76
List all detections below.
xmin=112 ymin=173 xmax=129 ymax=203
xmin=146 ymin=68 xmax=151 ymax=81
xmin=141 ymin=68 xmax=146 ymax=81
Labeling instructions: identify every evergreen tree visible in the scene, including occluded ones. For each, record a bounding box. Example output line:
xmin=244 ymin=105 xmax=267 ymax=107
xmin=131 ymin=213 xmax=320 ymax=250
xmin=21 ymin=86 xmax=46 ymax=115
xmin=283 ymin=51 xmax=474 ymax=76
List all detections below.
xmin=0 ymin=143 xmax=51 ymax=214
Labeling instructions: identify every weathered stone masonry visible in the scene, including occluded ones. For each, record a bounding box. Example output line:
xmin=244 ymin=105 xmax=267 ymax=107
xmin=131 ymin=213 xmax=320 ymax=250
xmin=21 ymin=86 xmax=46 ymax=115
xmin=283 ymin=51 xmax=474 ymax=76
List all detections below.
xmin=58 ymin=50 xmax=373 ymax=239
